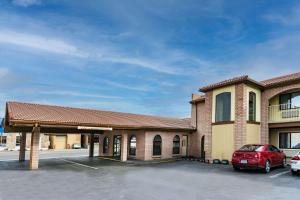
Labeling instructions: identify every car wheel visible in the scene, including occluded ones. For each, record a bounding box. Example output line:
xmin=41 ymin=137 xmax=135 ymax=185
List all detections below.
xmin=291 ymin=170 xmax=298 ymax=176
xmin=280 ymin=159 xmax=285 ymax=168
xmin=233 ymin=165 xmax=240 ymax=171
xmin=264 ymin=160 xmax=271 ymax=173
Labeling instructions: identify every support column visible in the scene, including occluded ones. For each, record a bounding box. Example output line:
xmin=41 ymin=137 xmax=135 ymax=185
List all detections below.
xmin=29 ymin=126 xmax=40 ymax=170
xmin=121 ymin=131 xmax=128 ymax=162
xmin=89 ymin=134 xmax=95 ymax=157
xmin=19 ymin=132 xmax=27 ymax=162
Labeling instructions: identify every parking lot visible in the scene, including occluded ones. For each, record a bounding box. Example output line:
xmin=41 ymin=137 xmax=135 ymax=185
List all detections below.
xmin=0 ymin=158 xmax=299 ymax=200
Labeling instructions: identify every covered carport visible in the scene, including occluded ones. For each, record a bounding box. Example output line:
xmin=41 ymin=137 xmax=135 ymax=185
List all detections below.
xmin=4 ymin=101 xmax=194 ymax=170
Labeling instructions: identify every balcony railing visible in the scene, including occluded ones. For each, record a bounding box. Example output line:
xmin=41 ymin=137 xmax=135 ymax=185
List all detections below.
xmin=269 ymin=104 xmax=300 ymax=123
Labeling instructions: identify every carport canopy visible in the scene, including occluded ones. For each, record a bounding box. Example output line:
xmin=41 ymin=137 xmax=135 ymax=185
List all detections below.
xmin=3 ymin=101 xmax=194 ymax=169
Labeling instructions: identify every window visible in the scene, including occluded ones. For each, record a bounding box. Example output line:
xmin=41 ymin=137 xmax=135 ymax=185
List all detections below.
xmin=279 ymin=92 xmax=300 ymax=110
xmin=103 ymin=137 xmax=109 ymax=154
xmin=153 ymin=135 xmax=162 ymax=156
xmin=239 ymin=145 xmax=263 ymax=152
xmin=215 ymin=92 xmax=231 ymax=122
xmin=129 ymin=136 xmax=137 ymax=156
xmin=0 ymin=136 xmax=6 ymax=144
xmin=249 ymin=92 xmax=256 ymax=121
xmin=16 ymin=136 xmax=21 ymax=146
xmin=172 ymin=135 xmax=180 ymax=154
xmin=279 ymin=132 xmax=300 ymax=149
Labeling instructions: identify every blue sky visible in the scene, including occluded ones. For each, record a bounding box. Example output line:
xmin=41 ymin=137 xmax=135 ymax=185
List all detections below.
xmin=0 ymin=0 xmax=300 ymax=118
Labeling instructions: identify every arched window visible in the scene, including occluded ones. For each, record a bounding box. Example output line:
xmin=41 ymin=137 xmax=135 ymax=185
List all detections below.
xmin=103 ymin=137 xmax=109 ymax=154
xmin=173 ymin=135 xmax=180 ymax=154
xmin=129 ymin=136 xmax=137 ymax=156
xmin=153 ymin=135 xmax=162 ymax=156
xmin=249 ymin=92 xmax=256 ymax=121
xmin=215 ymin=92 xmax=231 ymax=122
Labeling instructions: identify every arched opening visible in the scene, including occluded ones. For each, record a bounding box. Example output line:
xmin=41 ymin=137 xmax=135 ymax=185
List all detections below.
xmin=129 ymin=135 xmax=137 ymax=156
xmin=201 ymin=135 xmax=205 ymax=159
xmin=153 ymin=135 xmax=162 ymax=156
xmin=103 ymin=137 xmax=109 ymax=154
xmin=172 ymin=135 xmax=180 ymax=154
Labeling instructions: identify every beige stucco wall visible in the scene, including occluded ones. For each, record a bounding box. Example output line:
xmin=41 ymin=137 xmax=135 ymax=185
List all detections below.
xmin=67 ymin=134 xmax=81 ymax=149
xmin=246 ymin=124 xmax=260 ymax=144
xmin=246 ymin=85 xmax=261 ymax=122
xmin=212 ymin=85 xmax=235 ymax=123
xmin=212 ymin=124 xmax=234 ymax=161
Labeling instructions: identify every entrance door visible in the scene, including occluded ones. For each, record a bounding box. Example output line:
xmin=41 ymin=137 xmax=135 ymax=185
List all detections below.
xmin=113 ymin=135 xmax=121 ymax=158
xmin=201 ymin=136 xmax=205 ymax=159
xmin=182 ymin=135 xmax=188 ymax=156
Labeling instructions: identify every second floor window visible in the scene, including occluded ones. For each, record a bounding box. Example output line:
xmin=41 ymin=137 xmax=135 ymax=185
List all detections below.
xmin=249 ymin=92 xmax=256 ymax=121
xmin=215 ymin=92 xmax=231 ymax=122
xmin=279 ymin=92 xmax=300 ymax=110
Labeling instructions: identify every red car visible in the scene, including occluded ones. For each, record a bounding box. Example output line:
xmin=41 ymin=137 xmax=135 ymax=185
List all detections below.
xmin=232 ymin=144 xmax=286 ymax=173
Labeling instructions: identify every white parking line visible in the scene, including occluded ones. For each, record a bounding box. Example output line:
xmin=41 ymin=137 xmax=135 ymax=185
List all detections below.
xmin=58 ymin=158 xmax=99 ymax=170
xmin=269 ymin=170 xmax=290 ymax=178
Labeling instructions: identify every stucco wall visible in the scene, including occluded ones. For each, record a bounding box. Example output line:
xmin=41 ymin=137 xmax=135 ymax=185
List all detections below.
xmin=246 ymin=124 xmax=260 ymax=144
xmin=211 ymin=124 xmax=234 ymax=161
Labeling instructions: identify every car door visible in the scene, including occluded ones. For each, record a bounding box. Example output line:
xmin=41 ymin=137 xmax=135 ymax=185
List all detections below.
xmin=271 ymin=145 xmax=282 ymax=165
xmin=266 ymin=145 xmax=277 ymax=166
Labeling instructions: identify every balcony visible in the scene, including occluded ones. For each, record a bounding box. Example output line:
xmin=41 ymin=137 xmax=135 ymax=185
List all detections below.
xmin=269 ymin=104 xmax=300 ymax=123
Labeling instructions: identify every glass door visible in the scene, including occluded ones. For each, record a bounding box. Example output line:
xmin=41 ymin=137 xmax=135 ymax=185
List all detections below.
xmin=113 ymin=135 xmax=121 ymax=158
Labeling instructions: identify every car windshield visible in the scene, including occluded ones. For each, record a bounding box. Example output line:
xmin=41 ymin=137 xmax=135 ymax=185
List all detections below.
xmin=239 ymin=145 xmax=264 ymax=152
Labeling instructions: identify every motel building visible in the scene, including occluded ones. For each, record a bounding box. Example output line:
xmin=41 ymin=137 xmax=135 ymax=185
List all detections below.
xmin=3 ymin=72 xmax=300 ymax=169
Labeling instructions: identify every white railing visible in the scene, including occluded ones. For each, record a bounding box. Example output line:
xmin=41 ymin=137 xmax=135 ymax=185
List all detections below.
xmin=269 ymin=104 xmax=300 ymax=123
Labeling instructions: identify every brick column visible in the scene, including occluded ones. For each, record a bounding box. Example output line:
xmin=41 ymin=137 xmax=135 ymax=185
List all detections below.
xmin=121 ymin=131 xmax=128 ymax=162
xmin=261 ymin=96 xmax=269 ymax=144
xmin=89 ymin=134 xmax=94 ymax=157
xmin=234 ymin=84 xmax=247 ymax=150
xmin=29 ymin=126 xmax=40 ymax=170
xmin=19 ymin=132 xmax=27 ymax=162
xmin=204 ymin=91 xmax=212 ymax=162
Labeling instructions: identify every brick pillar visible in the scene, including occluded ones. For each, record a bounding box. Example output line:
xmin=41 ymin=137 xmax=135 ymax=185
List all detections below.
xmin=29 ymin=127 xmax=40 ymax=170
xmin=204 ymin=91 xmax=212 ymax=162
xmin=89 ymin=134 xmax=94 ymax=157
xmin=121 ymin=131 xmax=128 ymax=162
xmin=82 ymin=135 xmax=89 ymax=149
xmin=261 ymin=96 xmax=269 ymax=144
xmin=19 ymin=132 xmax=27 ymax=162
xmin=234 ymin=84 xmax=247 ymax=150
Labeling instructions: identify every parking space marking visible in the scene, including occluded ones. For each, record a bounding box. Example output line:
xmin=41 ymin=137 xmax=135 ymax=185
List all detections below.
xmin=58 ymin=158 xmax=99 ymax=170
xmin=269 ymin=170 xmax=290 ymax=178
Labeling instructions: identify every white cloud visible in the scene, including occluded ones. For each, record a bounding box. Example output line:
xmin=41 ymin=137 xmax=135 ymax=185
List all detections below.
xmin=103 ymin=80 xmax=152 ymax=92
xmin=12 ymin=0 xmax=41 ymax=7
xmin=39 ymin=90 xmax=122 ymax=99
xmin=0 ymin=68 xmax=9 ymax=78
xmin=264 ymin=4 xmax=300 ymax=26
xmin=0 ymin=30 xmax=88 ymax=57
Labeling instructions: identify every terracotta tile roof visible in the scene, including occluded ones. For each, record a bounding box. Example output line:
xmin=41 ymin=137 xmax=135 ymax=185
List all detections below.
xmin=200 ymin=75 xmax=264 ymax=92
xmin=6 ymin=102 xmax=194 ymax=131
xmin=260 ymin=72 xmax=300 ymax=87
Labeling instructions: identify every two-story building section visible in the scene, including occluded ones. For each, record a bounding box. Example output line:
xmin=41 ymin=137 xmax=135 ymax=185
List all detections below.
xmin=190 ymin=72 xmax=300 ymax=162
